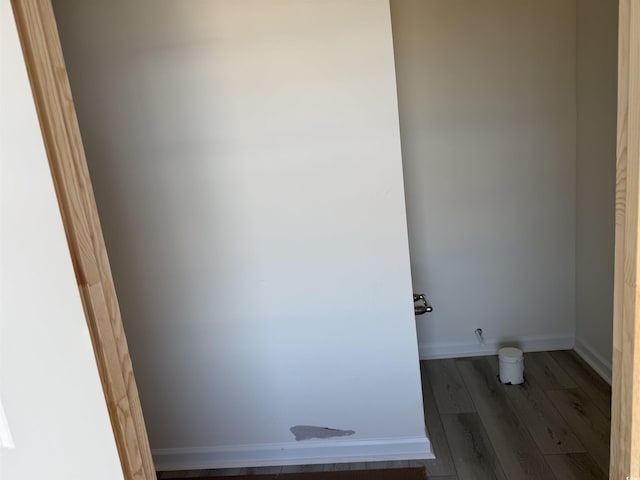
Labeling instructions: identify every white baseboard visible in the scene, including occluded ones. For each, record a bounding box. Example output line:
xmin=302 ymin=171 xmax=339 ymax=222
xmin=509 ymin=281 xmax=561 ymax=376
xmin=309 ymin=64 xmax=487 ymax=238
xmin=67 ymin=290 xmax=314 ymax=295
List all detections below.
xmin=574 ymin=337 xmax=612 ymax=385
xmin=153 ymin=436 xmax=433 ymax=471
xmin=419 ymin=335 xmax=575 ymax=360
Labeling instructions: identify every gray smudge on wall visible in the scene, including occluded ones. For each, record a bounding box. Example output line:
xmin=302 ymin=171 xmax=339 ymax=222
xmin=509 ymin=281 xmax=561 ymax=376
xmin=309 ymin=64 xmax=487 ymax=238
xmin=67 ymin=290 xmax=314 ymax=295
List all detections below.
xmin=290 ymin=425 xmax=355 ymax=441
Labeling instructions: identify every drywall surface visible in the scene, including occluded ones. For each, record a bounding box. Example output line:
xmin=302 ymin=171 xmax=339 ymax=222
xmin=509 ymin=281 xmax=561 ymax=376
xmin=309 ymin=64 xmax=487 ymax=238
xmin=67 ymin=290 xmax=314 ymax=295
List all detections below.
xmin=575 ymin=0 xmax=617 ymax=380
xmin=391 ymin=0 xmax=577 ymax=355
xmin=0 ymin=2 xmax=124 ymax=479
xmin=53 ymin=0 xmax=427 ymax=466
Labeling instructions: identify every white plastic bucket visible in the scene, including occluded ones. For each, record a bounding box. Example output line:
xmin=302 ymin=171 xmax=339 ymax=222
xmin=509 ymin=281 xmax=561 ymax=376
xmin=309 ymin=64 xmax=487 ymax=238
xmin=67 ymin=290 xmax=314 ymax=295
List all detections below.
xmin=498 ymin=347 xmax=524 ymax=384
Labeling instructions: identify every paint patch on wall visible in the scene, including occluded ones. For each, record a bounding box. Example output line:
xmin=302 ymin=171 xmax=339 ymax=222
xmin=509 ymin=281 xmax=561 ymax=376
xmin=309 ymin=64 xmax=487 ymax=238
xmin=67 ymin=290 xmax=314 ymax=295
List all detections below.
xmin=289 ymin=425 xmax=355 ymax=441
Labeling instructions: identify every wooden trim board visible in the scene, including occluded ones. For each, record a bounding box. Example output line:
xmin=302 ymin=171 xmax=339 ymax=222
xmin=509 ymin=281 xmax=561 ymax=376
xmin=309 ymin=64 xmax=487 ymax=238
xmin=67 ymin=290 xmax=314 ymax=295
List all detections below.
xmin=611 ymin=0 xmax=640 ymax=477
xmin=9 ymin=1 xmax=155 ymax=479
xmin=574 ymin=337 xmax=613 ymax=386
xmin=153 ymin=437 xmax=434 ymax=472
xmin=418 ymin=335 xmax=575 ymax=361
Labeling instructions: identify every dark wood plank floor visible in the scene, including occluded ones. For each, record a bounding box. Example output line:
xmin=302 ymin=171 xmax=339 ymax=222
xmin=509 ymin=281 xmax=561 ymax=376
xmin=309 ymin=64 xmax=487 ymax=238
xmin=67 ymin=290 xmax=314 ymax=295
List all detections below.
xmin=157 ymin=350 xmax=611 ymax=480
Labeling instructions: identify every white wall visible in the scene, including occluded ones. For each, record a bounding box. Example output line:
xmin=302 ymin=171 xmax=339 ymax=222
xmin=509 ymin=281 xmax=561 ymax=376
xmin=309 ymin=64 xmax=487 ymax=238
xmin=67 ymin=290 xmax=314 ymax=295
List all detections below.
xmin=52 ymin=0 xmax=428 ymax=469
xmin=390 ymin=0 xmax=578 ymax=357
xmin=574 ymin=0 xmax=618 ymax=382
xmin=0 ymin=2 xmax=124 ymax=479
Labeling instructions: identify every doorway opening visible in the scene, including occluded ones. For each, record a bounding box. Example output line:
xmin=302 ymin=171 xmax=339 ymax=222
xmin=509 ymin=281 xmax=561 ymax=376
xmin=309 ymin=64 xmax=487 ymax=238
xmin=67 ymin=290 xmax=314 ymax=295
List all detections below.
xmin=11 ymin=0 xmax=634 ymax=478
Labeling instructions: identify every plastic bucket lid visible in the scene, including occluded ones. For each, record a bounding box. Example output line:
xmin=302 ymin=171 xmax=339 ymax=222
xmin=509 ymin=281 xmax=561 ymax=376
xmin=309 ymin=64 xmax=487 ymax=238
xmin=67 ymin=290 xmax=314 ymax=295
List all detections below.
xmin=498 ymin=347 xmax=523 ymax=363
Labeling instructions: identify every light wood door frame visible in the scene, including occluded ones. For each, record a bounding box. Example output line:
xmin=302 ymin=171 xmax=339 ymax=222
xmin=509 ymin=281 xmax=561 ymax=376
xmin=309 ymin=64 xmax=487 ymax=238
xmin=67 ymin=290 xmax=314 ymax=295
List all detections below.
xmin=9 ymin=1 xmax=155 ymax=479
xmin=8 ymin=0 xmax=640 ymax=478
xmin=611 ymin=0 xmax=640 ymax=478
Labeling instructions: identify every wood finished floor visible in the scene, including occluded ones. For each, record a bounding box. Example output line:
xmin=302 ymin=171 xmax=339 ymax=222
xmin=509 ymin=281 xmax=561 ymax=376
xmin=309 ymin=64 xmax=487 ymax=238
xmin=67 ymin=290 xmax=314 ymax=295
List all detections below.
xmin=157 ymin=350 xmax=611 ymax=480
